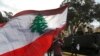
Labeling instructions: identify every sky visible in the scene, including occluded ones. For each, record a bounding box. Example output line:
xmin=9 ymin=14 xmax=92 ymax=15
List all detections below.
xmin=0 ymin=0 xmax=100 ymax=14
xmin=90 ymin=20 xmax=100 ymax=28
xmin=95 ymin=0 xmax=100 ymax=3
xmin=0 ymin=0 xmax=100 ymax=28
xmin=0 ymin=0 xmax=64 ymax=14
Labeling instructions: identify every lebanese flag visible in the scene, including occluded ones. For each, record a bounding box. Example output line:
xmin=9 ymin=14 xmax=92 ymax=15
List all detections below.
xmin=0 ymin=4 xmax=68 ymax=56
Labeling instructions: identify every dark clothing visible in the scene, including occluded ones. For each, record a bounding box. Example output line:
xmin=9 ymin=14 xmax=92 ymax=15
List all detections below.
xmin=47 ymin=38 xmax=63 ymax=56
xmin=71 ymin=42 xmax=78 ymax=56
xmin=54 ymin=38 xmax=63 ymax=56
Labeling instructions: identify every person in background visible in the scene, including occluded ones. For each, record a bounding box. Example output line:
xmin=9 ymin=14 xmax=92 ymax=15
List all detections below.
xmin=71 ymin=38 xmax=78 ymax=56
xmin=47 ymin=35 xmax=64 ymax=56
xmin=53 ymin=37 xmax=64 ymax=56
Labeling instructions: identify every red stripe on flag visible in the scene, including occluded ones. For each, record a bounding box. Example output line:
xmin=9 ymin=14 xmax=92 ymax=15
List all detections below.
xmin=0 ymin=23 xmax=6 ymax=27
xmin=0 ymin=28 xmax=61 ymax=56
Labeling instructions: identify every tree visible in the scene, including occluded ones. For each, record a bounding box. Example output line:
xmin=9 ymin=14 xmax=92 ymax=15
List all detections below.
xmin=0 ymin=11 xmax=13 ymax=23
xmin=0 ymin=11 xmax=8 ymax=23
xmin=66 ymin=0 xmax=96 ymax=34
xmin=4 ymin=11 xmax=13 ymax=19
xmin=94 ymin=3 xmax=100 ymax=21
xmin=30 ymin=14 xmax=48 ymax=34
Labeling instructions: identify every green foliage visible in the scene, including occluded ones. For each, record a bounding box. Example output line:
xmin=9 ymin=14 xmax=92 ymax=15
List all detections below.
xmin=94 ymin=4 xmax=100 ymax=21
xmin=68 ymin=0 xmax=95 ymax=24
xmin=0 ymin=18 xmax=8 ymax=23
xmin=0 ymin=13 xmax=8 ymax=23
xmin=30 ymin=14 xmax=48 ymax=34
xmin=66 ymin=0 xmax=98 ymax=33
xmin=0 ymin=11 xmax=12 ymax=23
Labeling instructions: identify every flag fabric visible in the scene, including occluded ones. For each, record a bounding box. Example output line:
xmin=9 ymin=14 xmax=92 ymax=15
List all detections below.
xmin=0 ymin=23 xmax=5 ymax=27
xmin=0 ymin=4 xmax=68 ymax=56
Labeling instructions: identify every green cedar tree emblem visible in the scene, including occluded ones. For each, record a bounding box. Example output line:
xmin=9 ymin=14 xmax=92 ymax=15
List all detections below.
xmin=30 ymin=14 xmax=48 ymax=34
